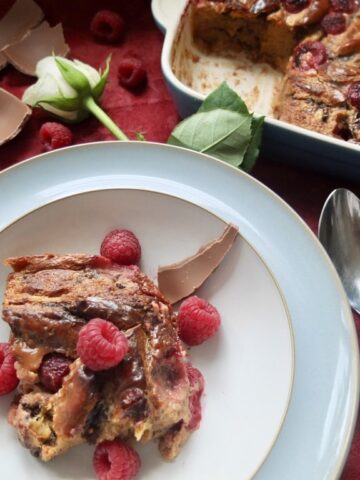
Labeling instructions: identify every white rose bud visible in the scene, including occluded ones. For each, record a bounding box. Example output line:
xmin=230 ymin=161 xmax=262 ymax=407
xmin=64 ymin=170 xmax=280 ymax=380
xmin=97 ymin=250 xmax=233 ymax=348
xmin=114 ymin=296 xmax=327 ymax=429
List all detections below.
xmin=22 ymin=56 xmax=128 ymax=140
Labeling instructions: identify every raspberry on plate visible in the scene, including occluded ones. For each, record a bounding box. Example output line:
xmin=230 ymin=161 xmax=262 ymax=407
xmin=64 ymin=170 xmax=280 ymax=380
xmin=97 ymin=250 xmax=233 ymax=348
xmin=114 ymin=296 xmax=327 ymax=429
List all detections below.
xmin=93 ymin=440 xmax=141 ymax=480
xmin=100 ymin=229 xmax=141 ymax=265
xmin=77 ymin=318 xmax=129 ymax=371
xmin=39 ymin=353 xmax=71 ymax=393
xmin=118 ymin=59 xmax=147 ymax=89
xmin=177 ymin=296 xmax=221 ymax=346
xmin=39 ymin=122 xmax=73 ymax=151
xmin=0 ymin=342 xmax=18 ymax=396
xmin=90 ymin=10 xmax=124 ymax=43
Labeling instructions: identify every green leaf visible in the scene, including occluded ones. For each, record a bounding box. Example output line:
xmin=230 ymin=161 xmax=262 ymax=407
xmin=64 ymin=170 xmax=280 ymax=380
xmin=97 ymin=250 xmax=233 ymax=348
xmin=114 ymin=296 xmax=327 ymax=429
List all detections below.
xmin=168 ymin=109 xmax=252 ymax=167
xmin=168 ymin=82 xmax=264 ymax=170
xmin=135 ymin=131 xmax=146 ymax=141
xmin=55 ymin=57 xmax=91 ymax=96
xmin=36 ymin=95 xmax=81 ymax=112
xmin=93 ymin=55 xmax=111 ymax=100
xmin=198 ymin=82 xmax=249 ymax=115
xmin=241 ymin=116 xmax=265 ymax=172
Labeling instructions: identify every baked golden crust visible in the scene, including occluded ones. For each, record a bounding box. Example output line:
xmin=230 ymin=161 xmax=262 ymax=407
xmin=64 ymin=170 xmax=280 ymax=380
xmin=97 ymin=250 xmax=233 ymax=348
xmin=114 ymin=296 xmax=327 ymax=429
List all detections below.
xmin=2 ymin=255 xmax=193 ymax=461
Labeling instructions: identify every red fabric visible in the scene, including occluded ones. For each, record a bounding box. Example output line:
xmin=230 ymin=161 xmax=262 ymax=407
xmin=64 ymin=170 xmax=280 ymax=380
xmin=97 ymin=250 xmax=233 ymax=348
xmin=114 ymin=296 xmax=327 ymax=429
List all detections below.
xmin=1 ymin=1 xmax=360 ymax=477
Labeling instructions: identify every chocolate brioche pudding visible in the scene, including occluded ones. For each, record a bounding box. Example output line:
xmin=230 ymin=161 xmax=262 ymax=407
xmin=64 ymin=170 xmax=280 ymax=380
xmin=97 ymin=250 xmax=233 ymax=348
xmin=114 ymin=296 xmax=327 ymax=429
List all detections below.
xmin=2 ymin=254 xmax=199 ymax=462
xmin=189 ymin=0 xmax=360 ymax=142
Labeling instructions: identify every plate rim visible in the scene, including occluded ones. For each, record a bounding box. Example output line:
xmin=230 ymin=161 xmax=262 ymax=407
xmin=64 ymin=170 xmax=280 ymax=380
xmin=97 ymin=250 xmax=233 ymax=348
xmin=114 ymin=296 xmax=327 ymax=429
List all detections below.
xmin=0 ymin=140 xmax=358 ymax=479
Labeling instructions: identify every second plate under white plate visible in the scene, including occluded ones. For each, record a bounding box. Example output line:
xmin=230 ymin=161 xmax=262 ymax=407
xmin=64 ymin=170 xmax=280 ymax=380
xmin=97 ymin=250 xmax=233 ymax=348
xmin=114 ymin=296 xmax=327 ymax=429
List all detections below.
xmin=0 ymin=142 xmax=358 ymax=479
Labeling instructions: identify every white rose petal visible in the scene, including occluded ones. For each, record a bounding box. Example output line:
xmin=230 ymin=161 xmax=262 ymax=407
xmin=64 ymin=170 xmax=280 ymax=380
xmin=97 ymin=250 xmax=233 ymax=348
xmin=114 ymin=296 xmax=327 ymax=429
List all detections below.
xmin=73 ymin=59 xmax=101 ymax=88
xmin=36 ymin=57 xmax=77 ymax=98
xmin=22 ymin=73 xmax=78 ymax=121
xmin=22 ymin=74 xmax=59 ymax=105
xmin=39 ymin=104 xmax=78 ymax=121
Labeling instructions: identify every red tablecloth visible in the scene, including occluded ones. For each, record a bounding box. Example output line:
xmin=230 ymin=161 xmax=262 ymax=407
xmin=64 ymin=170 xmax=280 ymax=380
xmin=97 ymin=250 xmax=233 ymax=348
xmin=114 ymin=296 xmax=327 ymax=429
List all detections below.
xmin=1 ymin=1 xmax=360 ymax=477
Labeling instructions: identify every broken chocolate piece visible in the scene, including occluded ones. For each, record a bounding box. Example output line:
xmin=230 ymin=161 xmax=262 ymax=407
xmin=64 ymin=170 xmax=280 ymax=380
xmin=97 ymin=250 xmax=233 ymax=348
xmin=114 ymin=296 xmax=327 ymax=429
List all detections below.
xmin=158 ymin=224 xmax=238 ymax=304
xmin=4 ymin=22 xmax=69 ymax=76
xmin=0 ymin=52 xmax=7 ymax=70
xmin=0 ymin=0 xmax=43 ymax=52
xmin=0 ymin=88 xmax=31 ymax=145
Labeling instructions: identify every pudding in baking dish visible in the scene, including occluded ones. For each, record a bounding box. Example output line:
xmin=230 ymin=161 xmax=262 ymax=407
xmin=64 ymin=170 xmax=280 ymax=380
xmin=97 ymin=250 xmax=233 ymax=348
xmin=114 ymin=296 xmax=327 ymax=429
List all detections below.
xmin=187 ymin=0 xmax=360 ymax=142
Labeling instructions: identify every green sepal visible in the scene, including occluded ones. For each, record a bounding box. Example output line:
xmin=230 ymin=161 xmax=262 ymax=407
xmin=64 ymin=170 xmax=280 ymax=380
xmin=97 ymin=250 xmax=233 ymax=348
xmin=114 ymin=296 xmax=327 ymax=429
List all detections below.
xmin=35 ymin=95 xmax=81 ymax=112
xmin=135 ymin=131 xmax=146 ymax=141
xmin=92 ymin=55 xmax=111 ymax=100
xmin=55 ymin=57 xmax=91 ymax=96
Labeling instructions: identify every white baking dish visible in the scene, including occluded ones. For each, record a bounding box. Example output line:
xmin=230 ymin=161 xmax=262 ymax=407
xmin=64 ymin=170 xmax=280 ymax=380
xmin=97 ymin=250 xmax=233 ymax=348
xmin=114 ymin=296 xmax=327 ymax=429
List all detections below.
xmin=152 ymin=0 xmax=360 ymax=178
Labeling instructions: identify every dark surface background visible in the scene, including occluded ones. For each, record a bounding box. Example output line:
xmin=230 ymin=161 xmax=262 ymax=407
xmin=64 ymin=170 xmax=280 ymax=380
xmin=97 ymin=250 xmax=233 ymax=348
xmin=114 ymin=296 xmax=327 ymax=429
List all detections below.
xmin=1 ymin=0 xmax=360 ymax=478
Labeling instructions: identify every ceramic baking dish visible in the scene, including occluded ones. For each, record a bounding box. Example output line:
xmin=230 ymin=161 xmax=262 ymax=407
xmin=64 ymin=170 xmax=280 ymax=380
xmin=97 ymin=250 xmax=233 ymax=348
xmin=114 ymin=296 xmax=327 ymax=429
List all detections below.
xmin=152 ymin=0 xmax=360 ymax=179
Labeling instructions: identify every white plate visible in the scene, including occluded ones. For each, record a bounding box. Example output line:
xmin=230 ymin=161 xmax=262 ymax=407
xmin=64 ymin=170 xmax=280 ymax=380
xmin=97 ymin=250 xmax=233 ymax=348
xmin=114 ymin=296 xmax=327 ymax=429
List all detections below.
xmin=0 ymin=142 xmax=358 ymax=480
xmin=0 ymin=189 xmax=294 ymax=480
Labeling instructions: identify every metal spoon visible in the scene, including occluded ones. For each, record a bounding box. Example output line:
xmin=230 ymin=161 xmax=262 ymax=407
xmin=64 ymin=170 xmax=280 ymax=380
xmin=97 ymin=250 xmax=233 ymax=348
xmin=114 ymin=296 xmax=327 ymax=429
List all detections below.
xmin=319 ymin=188 xmax=360 ymax=315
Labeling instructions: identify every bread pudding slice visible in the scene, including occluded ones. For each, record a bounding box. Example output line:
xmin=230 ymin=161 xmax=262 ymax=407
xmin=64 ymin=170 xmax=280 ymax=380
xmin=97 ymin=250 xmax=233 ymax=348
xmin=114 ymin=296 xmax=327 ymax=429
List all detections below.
xmin=2 ymin=254 xmax=194 ymax=461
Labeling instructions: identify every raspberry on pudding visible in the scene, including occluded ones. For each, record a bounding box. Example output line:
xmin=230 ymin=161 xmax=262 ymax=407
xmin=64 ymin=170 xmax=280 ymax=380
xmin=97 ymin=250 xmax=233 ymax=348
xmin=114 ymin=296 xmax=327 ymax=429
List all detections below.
xmin=0 ymin=343 xmax=18 ymax=396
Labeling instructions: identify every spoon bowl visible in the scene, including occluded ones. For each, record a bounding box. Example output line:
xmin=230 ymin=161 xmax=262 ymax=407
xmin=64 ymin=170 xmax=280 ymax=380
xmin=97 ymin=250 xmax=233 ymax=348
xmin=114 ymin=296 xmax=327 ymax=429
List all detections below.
xmin=319 ymin=188 xmax=360 ymax=315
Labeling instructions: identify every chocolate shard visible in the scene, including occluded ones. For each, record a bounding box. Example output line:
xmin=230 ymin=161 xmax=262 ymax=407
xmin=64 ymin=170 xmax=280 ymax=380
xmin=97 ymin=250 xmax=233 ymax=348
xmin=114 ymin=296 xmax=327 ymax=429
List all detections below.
xmin=0 ymin=52 xmax=7 ymax=70
xmin=158 ymin=224 xmax=239 ymax=304
xmin=0 ymin=0 xmax=43 ymax=52
xmin=0 ymin=88 xmax=31 ymax=146
xmin=4 ymin=22 xmax=69 ymax=76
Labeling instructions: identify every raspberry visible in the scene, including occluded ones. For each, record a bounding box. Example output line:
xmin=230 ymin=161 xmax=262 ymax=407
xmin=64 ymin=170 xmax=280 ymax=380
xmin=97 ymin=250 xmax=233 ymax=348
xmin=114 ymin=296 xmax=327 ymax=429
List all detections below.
xmin=187 ymin=364 xmax=205 ymax=430
xmin=281 ymin=0 xmax=310 ymax=13
xmin=347 ymin=82 xmax=360 ymax=110
xmin=77 ymin=318 xmax=129 ymax=371
xmin=293 ymin=41 xmax=327 ymax=71
xmin=90 ymin=10 xmax=124 ymax=43
xmin=321 ymin=13 xmax=347 ymax=34
xmin=177 ymin=296 xmax=221 ymax=346
xmin=0 ymin=343 xmax=18 ymax=396
xmin=93 ymin=440 xmax=140 ymax=480
xmin=330 ymin=0 xmax=356 ymax=12
xmin=39 ymin=353 xmax=71 ymax=393
xmin=39 ymin=122 xmax=73 ymax=151
xmin=100 ymin=229 xmax=141 ymax=265
xmin=118 ymin=59 xmax=147 ymax=89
